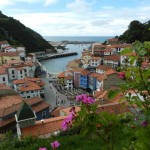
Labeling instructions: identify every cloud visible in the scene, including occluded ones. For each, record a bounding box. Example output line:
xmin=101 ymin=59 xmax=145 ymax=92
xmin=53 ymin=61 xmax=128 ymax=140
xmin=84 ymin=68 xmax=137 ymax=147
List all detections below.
xmin=0 ymin=0 xmax=13 ymax=6
xmin=66 ymin=0 xmax=92 ymax=12
xmin=5 ymin=1 xmax=150 ymax=36
xmin=44 ymin=0 xmax=58 ymax=6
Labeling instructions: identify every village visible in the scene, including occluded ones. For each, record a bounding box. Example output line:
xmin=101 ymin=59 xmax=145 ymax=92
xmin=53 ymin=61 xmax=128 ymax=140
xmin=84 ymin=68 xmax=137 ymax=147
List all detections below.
xmin=0 ymin=38 xmax=149 ymax=140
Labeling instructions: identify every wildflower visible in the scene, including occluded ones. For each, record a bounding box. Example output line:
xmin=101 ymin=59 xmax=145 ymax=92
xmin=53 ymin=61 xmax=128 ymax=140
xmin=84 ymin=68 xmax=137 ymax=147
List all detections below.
xmin=141 ymin=120 xmax=148 ymax=127
xmin=82 ymin=96 xmax=95 ymax=104
xmin=51 ymin=141 xmax=60 ymax=149
xmin=39 ymin=147 xmax=47 ymax=150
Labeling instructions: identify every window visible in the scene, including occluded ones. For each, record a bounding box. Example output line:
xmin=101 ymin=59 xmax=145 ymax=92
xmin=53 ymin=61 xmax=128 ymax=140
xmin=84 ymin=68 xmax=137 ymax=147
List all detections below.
xmin=31 ymin=91 xmax=34 ymax=93
xmin=12 ymin=75 xmax=15 ymax=78
xmin=24 ymin=69 xmax=27 ymax=72
xmin=12 ymin=70 xmax=15 ymax=74
xmin=2 ymin=77 xmax=5 ymax=81
xmin=42 ymin=111 xmax=46 ymax=119
xmin=27 ymin=96 xmax=30 ymax=98
xmin=20 ymin=70 xmax=23 ymax=74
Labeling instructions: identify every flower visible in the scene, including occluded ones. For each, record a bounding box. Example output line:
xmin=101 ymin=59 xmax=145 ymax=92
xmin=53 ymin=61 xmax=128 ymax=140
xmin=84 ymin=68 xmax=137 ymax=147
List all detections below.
xmin=118 ymin=72 xmax=125 ymax=79
xmin=76 ymin=94 xmax=95 ymax=104
xmin=141 ymin=120 xmax=148 ymax=127
xmin=39 ymin=147 xmax=47 ymax=150
xmin=51 ymin=141 xmax=60 ymax=149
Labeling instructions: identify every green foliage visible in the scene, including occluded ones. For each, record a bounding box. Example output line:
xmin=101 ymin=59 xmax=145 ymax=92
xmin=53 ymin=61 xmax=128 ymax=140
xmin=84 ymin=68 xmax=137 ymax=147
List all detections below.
xmin=108 ymin=89 xmax=120 ymax=99
xmin=0 ymin=12 xmax=55 ymax=53
xmin=119 ymin=20 xmax=150 ymax=43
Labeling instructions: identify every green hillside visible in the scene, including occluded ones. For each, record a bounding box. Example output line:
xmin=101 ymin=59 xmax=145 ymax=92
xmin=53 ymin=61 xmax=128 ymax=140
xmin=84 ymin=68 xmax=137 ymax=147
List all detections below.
xmin=0 ymin=11 xmax=55 ymax=53
xmin=119 ymin=20 xmax=150 ymax=43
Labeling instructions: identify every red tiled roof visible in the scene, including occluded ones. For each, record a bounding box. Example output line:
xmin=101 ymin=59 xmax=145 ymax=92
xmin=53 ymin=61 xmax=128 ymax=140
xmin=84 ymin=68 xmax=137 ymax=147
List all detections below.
xmin=21 ymin=116 xmax=67 ymax=138
xmin=57 ymin=72 xmax=65 ymax=78
xmin=96 ymin=65 xmax=111 ymax=71
xmin=73 ymin=68 xmax=84 ymax=73
xmin=81 ymin=69 xmax=90 ymax=76
xmin=18 ymin=82 xmax=41 ymax=92
xmin=91 ymin=57 xmax=101 ymax=60
xmin=89 ymin=72 xmax=99 ymax=78
xmin=96 ymin=103 xmax=130 ymax=114
xmin=0 ymin=66 xmax=7 ymax=74
xmin=105 ymin=69 xmax=117 ymax=75
xmin=51 ymin=107 xmax=65 ymax=117
xmin=104 ymin=55 xmax=120 ymax=61
xmin=97 ymin=74 xmax=107 ymax=81
xmin=65 ymin=75 xmax=73 ymax=80
xmin=108 ymin=38 xmax=118 ymax=42
xmin=0 ymin=52 xmax=19 ymax=56
xmin=111 ymin=44 xmax=132 ymax=48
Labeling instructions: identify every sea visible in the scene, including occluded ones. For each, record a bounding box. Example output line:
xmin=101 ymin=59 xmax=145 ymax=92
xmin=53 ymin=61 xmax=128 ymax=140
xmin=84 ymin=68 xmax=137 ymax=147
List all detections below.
xmin=41 ymin=36 xmax=113 ymax=74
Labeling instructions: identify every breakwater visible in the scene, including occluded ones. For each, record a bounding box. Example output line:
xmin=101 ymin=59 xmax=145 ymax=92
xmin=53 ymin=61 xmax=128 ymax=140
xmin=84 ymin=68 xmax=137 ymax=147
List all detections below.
xmin=37 ymin=52 xmax=78 ymax=61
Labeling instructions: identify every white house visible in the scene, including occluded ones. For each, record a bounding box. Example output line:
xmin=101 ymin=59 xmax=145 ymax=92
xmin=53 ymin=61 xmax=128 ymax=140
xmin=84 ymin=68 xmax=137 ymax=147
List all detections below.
xmin=90 ymin=57 xmax=101 ymax=67
xmin=96 ymin=65 xmax=111 ymax=74
xmin=96 ymin=74 xmax=106 ymax=91
xmin=4 ymin=46 xmax=16 ymax=53
xmin=0 ymin=41 xmax=10 ymax=50
xmin=65 ymin=75 xmax=73 ymax=90
xmin=13 ymin=78 xmax=45 ymax=99
xmin=0 ymin=66 xmax=9 ymax=86
xmin=120 ymin=52 xmax=137 ymax=66
xmin=16 ymin=47 xmax=26 ymax=58
xmin=6 ymin=60 xmax=36 ymax=81
xmin=103 ymin=55 xmax=120 ymax=68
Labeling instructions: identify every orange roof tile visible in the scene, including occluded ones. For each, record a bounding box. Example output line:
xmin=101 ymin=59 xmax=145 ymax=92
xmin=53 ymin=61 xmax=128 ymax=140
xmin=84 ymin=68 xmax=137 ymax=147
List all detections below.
xmin=73 ymin=68 xmax=84 ymax=73
xmin=81 ymin=69 xmax=91 ymax=76
xmin=91 ymin=57 xmax=101 ymax=60
xmin=104 ymin=55 xmax=120 ymax=61
xmin=21 ymin=116 xmax=67 ymax=138
xmin=65 ymin=75 xmax=73 ymax=80
xmin=51 ymin=106 xmax=65 ymax=117
xmin=60 ymin=106 xmax=81 ymax=116
xmin=0 ymin=66 xmax=7 ymax=74
xmin=96 ymin=65 xmax=111 ymax=71
xmin=105 ymin=69 xmax=117 ymax=75
xmin=97 ymin=74 xmax=107 ymax=81
xmin=0 ymin=52 xmax=19 ymax=57
xmin=89 ymin=72 xmax=99 ymax=78
xmin=111 ymin=44 xmax=132 ymax=48
xmin=57 ymin=72 xmax=65 ymax=78
xmin=96 ymin=103 xmax=130 ymax=114
xmin=18 ymin=82 xmax=41 ymax=92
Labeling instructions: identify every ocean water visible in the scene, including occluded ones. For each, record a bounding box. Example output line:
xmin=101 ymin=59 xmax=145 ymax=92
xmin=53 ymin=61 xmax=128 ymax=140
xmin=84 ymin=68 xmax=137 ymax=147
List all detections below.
xmin=41 ymin=36 xmax=113 ymax=73
xmin=44 ymin=36 xmax=113 ymax=42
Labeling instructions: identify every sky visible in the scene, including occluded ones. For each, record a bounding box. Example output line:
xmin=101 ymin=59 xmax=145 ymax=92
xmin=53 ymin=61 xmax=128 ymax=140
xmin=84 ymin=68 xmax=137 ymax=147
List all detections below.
xmin=0 ymin=0 xmax=150 ymax=36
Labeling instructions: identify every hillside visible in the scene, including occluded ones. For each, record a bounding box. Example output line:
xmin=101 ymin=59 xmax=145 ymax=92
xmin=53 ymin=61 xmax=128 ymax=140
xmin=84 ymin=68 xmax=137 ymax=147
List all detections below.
xmin=0 ymin=11 xmax=55 ymax=53
xmin=119 ymin=20 xmax=150 ymax=43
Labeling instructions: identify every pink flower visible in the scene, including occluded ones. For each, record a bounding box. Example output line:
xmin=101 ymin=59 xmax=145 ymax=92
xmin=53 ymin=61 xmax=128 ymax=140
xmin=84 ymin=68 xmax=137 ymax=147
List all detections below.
xmin=76 ymin=95 xmax=82 ymax=101
xmin=82 ymin=96 xmax=95 ymax=104
xmin=118 ymin=72 xmax=125 ymax=79
xmin=39 ymin=147 xmax=47 ymax=150
xmin=51 ymin=141 xmax=60 ymax=149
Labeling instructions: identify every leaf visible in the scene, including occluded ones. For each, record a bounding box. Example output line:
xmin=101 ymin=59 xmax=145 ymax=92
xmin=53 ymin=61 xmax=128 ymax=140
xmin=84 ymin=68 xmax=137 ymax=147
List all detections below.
xmin=120 ymin=48 xmax=133 ymax=55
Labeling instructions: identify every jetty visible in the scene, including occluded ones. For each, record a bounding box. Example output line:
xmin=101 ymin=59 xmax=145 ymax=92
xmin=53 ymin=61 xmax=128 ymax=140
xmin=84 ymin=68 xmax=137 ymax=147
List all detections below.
xmin=37 ymin=52 xmax=78 ymax=61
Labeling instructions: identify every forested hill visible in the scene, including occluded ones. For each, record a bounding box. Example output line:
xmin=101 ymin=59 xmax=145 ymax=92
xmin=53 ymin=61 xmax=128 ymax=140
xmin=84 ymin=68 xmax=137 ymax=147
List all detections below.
xmin=119 ymin=20 xmax=150 ymax=43
xmin=0 ymin=11 xmax=55 ymax=53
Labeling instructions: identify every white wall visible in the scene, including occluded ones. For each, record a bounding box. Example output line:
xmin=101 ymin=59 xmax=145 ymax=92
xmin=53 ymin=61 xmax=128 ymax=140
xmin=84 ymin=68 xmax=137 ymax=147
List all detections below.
xmin=0 ymin=74 xmax=9 ymax=85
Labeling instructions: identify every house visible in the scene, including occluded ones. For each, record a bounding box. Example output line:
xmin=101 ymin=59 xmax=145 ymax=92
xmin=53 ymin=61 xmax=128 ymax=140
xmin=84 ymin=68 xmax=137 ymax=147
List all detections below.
xmin=103 ymin=55 xmax=120 ymax=68
xmin=57 ymin=72 xmax=65 ymax=86
xmin=0 ymin=84 xmax=50 ymax=134
xmin=0 ymin=52 xmax=20 ymax=65
xmin=15 ymin=102 xmax=66 ymax=139
xmin=120 ymin=52 xmax=137 ymax=66
xmin=107 ymin=38 xmax=119 ymax=45
xmin=104 ymin=49 xmax=113 ymax=56
xmin=88 ymin=73 xmax=99 ymax=91
xmin=5 ymin=60 xmax=36 ymax=81
xmin=64 ymin=75 xmax=73 ymax=90
xmin=111 ymin=44 xmax=132 ymax=54
xmin=26 ymin=53 xmax=36 ymax=62
xmin=90 ymin=57 xmax=101 ymax=67
xmin=80 ymin=69 xmax=91 ymax=89
xmin=96 ymin=74 xmax=107 ymax=91
xmin=92 ymin=44 xmax=106 ymax=57
xmin=16 ymin=47 xmax=26 ymax=59
xmin=81 ymin=51 xmax=92 ymax=68
xmin=13 ymin=78 xmax=45 ymax=99
xmin=0 ymin=66 xmax=9 ymax=85
xmin=4 ymin=46 xmax=16 ymax=53
xmin=0 ymin=41 xmax=9 ymax=49
xmin=73 ymin=68 xmax=84 ymax=88
xmin=103 ymin=69 xmax=123 ymax=90
xmin=66 ymin=59 xmax=82 ymax=70
xmin=96 ymin=65 xmax=111 ymax=74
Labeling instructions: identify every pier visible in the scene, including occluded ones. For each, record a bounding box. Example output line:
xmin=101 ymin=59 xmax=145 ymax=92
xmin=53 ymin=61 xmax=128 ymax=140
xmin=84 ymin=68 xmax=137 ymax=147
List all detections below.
xmin=37 ymin=52 xmax=78 ymax=61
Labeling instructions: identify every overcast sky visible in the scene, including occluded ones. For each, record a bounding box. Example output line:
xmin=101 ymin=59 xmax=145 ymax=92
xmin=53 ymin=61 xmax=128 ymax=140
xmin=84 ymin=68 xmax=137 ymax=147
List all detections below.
xmin=0 ymin=0 xmax=150 ymax=36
